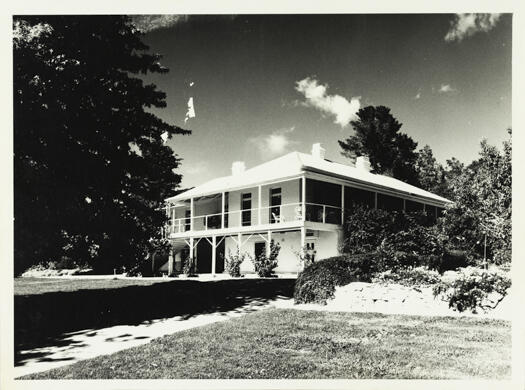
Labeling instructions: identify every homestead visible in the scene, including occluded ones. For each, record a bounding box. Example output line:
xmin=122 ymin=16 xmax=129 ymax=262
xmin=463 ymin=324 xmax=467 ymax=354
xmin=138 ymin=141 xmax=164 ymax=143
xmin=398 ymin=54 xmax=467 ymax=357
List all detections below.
xmin=161 ymin=143 xmax=451 ymax=275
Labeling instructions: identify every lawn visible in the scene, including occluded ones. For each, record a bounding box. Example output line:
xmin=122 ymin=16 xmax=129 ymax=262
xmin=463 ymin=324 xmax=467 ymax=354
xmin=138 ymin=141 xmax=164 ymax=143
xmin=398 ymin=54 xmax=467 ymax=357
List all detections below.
xmin=14 ymin=277 xmax=295 ymax=360
xmin=22 ymin=308 xmax=511 ymax=380
xmin=15 ymin=277 xmax=174 ymax=296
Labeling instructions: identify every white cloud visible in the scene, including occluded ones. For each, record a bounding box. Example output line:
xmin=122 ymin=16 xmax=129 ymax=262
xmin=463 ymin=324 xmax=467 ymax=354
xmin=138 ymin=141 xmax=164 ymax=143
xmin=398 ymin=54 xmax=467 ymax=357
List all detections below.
xmin=130 ymin=15 xmax=189 ymax=33
xmin=295 ymin=77 xmax=360 ymax=128
xmin=445 ymin=13 xmax=502 ymax=43
xmin=438 ymin=84 xmax=457 ymax=94
xmin=250 ymin=127 xmax=297 ymax=157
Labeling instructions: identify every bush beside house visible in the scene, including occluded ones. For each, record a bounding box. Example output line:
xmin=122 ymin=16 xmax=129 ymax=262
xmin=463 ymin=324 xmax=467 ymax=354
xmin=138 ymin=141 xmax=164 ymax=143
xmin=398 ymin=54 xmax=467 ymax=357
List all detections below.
xmin=223 ymin=250 xmax=247 ymax=278
xmin=250 ymin=242 xmax=281 ymax=277
xmin=294 ymin=253 xmax=376 ymax=304
xmin=295 ymin=205 xmax=511 ymax=314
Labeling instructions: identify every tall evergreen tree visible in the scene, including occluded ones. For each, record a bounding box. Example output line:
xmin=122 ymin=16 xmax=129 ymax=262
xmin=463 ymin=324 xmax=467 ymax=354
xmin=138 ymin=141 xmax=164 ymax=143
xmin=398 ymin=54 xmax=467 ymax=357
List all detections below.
xmin=13 ymin=16 xmax=189 ymax=274
xmin=338 ymin=106 xmax=419 ymax=185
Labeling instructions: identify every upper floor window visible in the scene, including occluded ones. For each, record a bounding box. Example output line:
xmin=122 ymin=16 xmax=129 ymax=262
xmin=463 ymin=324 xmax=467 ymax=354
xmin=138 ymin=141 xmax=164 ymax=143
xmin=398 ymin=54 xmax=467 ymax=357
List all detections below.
xmin=241 ymin=192 xmax=252 ymax=226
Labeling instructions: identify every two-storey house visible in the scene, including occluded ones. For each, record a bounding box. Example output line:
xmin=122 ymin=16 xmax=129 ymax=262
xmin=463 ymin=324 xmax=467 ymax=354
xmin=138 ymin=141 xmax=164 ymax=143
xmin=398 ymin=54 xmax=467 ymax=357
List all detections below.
xmin=161 ymin=143 xmax=450 ymax=275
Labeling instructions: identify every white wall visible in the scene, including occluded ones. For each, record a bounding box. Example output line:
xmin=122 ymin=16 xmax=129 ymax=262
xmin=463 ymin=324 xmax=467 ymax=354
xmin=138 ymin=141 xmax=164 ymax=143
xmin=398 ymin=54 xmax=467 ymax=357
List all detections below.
xmin=315 ymin=230 xmax=343 ymax=260
xmin=223 ymin=229 xmax=341 ymax=274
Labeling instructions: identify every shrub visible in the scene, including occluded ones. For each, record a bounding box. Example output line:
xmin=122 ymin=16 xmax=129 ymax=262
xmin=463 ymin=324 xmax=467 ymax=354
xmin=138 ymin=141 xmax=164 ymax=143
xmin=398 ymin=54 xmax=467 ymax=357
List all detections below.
xmin=341 ymin=206 xmax=396 ymax=254
xmin=250 ymin=241 xmax=281 ymax=277
xmin=439 ymin=249 xmax=470 ymax=272
xmin=294 ymin=244 xmax=316 ymax=268
xmin=223 ymin=249 xmax=246 ymax=277
xmin=182 ymin=256 xmax=197 ymax=277
xmin=432 ymin=266 xmax=511 ymax=313
xmin=342 ymin=205 xmax=449 ymax=272
xmin=294 ymin=253 xmax=377 ymax=305
xmin=373 ymin=266 xmax=441 ymax=287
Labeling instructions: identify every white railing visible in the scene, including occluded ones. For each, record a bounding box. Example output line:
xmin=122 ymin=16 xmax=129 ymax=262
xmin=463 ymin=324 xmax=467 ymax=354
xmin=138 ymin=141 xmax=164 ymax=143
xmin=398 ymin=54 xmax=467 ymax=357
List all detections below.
xmin=164 ymin=202 xmax=342 ymax=235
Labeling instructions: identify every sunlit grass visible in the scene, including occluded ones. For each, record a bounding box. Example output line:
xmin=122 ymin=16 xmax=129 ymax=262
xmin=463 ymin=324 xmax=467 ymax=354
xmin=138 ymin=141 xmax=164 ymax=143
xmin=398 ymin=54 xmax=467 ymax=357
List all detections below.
xmin=23 ymin=308 xmax=511 ymax=379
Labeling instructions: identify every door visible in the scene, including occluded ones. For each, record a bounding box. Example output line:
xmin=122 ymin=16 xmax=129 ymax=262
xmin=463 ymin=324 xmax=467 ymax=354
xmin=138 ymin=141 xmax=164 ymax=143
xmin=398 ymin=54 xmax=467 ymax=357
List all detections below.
xmin=270 ymin=187 xmax=282 ymax=223
xmin=254 ymin=242 xmax=266 ymax=259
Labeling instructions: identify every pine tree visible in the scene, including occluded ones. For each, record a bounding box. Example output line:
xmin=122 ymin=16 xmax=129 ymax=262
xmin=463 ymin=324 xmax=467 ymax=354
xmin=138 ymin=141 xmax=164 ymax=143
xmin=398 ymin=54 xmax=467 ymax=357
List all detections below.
xmin=13 ymin=16 xmax=190 ymax=274
xmin=338 ymin=106 xmax=419 ymax=185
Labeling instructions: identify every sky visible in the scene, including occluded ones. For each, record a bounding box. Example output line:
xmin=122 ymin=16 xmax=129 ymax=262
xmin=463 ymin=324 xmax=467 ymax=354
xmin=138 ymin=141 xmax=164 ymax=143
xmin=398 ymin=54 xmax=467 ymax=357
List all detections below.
xmin=137 ymin=14 xmax=512 ymax=189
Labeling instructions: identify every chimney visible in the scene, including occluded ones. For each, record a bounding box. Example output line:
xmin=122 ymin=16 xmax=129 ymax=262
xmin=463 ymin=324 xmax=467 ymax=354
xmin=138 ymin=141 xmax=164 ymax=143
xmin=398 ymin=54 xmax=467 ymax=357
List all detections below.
xmin=231 ymin=161 xmax=246 ymax=176
xmin=355 ymin=155 xmax=372 ymax=172
xmin=311 ymin=143 xmax=326 ymax=160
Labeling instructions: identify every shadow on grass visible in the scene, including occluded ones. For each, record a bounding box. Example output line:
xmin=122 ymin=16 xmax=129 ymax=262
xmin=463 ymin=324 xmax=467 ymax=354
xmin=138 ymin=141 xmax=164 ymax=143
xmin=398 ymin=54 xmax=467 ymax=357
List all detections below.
xmin=15 ymin=278 xmax=295 ymax=365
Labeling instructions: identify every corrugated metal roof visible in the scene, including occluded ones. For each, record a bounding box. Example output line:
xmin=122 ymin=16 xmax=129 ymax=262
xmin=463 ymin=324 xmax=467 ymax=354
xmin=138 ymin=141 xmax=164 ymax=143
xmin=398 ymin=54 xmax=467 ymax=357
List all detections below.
xmin=167 ymin=151 xmax=451 ymax=204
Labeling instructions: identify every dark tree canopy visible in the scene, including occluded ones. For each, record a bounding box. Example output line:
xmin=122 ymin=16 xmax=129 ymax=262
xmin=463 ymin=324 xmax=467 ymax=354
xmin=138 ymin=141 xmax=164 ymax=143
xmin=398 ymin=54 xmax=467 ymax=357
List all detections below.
xmin=14 ymin=16 xmax=189 ymax=275
xmin=338 ymin=106 xmax=419 ymax=185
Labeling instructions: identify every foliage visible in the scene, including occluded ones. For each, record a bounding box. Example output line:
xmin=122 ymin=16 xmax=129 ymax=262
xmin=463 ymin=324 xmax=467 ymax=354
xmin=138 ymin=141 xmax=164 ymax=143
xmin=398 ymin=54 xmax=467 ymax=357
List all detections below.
xmin=294 ymin=244 xmax=316 ymax=268
xmin=415 ymin=145 xmax=449 ymax=197
xmin=294 ymin=254 xmax=377 ymax=304
xmin=432 ymin=266 xmax=511 ymax=313
xmin=373 ymin=266 xmax=441 ymax=287
xmin=338 ymin=105 xmax=419 ymax=185
xmin=341 ymin=206 xmax=397 ymax=255
xmin=223 ymin=249 xmax=247 ymax=277
xmin=250 ymin=241 xmax=281 ymax=277
xmin=342 ymin=205 xmax=446 ymax=271
xmin=183 ymin=257 xmax=197 ymax=277
xmin=439 ymin=130 xmax=511 ymax=265
xmin=13 ymin=16 xmax=190 ymax=275
xmin=376 ymin=223 xmax=447 ymax=271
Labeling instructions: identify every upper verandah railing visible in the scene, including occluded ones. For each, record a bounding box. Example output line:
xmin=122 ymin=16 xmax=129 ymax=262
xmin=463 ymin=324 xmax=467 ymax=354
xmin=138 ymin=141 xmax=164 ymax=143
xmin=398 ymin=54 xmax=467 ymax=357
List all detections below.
xmin=163 ymin=202 xmax=342 ymax=235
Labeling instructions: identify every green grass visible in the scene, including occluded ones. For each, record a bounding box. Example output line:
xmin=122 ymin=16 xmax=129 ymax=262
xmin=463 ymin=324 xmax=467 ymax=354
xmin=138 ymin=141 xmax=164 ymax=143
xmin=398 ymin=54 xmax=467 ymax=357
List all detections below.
xmin=23 ymin=309 xmax=511 ymax=380
xmin=15 ymin=277 xmax=174 ymax=296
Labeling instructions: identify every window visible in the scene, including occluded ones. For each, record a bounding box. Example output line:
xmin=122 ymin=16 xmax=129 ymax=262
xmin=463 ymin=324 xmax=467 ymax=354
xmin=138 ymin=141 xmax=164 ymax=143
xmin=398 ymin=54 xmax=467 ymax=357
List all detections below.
xmin=270 ymin=187 xmax=282 ymax=223
xmin=184 ymin=209 xmax=191 ymax=231
xmin=241 ymin=193 xmax=252 ymax=226
xmin=377 ymin=193 xmax=404 ymax=211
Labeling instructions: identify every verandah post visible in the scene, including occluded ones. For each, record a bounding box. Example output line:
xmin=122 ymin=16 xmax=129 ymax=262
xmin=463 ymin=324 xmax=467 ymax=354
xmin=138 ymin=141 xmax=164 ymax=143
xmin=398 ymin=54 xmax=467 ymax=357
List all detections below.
xmin=237 ymin=232 xmax=242 ymax=255
xmin=258 ymin=185 xmax=262 ymax=225
xmin=212 ymin=235 xmax=217 ymax=276
xmin=221 ymin=192 xmax=225 ymax=229
xmin=301 ymin=176 xmax=306 ymax=221
xmin=267 ymin=230 xmax=272 ymax=257
xmin=341 ymin=185 xmax=345 ymax=225
xmin=190 ymin=198 xmax=194 ymax=231
xmin=189 ymin=236 xmax=194 ymax=261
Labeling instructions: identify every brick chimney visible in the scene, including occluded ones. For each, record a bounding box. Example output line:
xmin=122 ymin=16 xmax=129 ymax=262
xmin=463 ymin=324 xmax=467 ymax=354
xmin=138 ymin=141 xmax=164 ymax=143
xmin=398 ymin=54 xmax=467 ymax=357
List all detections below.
xmin=355 ymin=155 xmax=372 ymax=172
xmin=311 ymin=143 xmax=326 ymax=160
xmin=231 ymin=161 xmax=246 ymax=176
